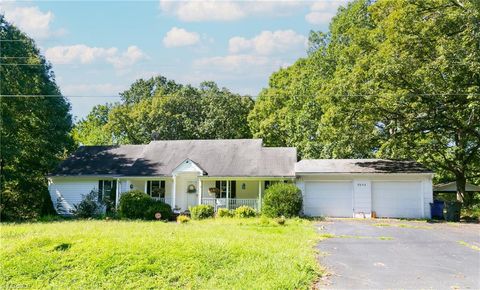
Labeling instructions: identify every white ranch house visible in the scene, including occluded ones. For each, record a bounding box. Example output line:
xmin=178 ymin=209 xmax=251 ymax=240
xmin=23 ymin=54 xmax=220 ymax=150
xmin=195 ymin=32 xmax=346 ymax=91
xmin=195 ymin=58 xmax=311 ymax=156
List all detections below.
xmin=48 ymin=139 xmax=434 ymax=218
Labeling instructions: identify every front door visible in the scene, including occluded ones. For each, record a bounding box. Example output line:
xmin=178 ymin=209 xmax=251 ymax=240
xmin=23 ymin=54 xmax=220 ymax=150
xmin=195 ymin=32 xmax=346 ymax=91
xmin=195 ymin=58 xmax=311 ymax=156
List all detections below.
xmin=185 ymin=179 xmax=198 ymax=209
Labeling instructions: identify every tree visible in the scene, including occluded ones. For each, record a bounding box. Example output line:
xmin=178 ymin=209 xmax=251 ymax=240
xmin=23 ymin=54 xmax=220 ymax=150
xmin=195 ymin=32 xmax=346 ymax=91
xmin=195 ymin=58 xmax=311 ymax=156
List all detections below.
xmin=249 ymin=0 xmax=480 ymax=201
xmin=75 ymin=78 xmax=254 ymax=145
xmin=319 ymin=0 xmax=480 ymax=201
xmin=72 ymin=104 xmax=113 ymax=145
xmin=0 ymin=15 xmax=73 ymax=220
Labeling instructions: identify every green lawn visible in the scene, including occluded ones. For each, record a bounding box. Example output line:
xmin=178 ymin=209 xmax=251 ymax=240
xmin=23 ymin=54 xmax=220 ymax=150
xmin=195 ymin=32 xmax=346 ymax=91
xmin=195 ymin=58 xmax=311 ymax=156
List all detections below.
xmin=0 ymin=218 xmax=322 ymax=289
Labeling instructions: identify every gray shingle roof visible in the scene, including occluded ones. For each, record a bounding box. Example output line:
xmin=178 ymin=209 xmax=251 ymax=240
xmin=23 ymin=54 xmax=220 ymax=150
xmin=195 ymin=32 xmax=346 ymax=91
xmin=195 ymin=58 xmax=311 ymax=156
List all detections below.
xmin=295 ymin=159 xmax=432 ymax=174
xmin=50 ymin=139 xmax=297 ymax=177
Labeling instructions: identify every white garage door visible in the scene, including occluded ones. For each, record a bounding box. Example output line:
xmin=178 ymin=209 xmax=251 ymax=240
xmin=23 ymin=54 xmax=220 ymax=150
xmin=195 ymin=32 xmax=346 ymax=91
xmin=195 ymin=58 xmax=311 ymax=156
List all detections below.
xmin=372 ymin=181 xmax=423 ymax=218
xmin=304 ymin=181 xmax=353 ymax=217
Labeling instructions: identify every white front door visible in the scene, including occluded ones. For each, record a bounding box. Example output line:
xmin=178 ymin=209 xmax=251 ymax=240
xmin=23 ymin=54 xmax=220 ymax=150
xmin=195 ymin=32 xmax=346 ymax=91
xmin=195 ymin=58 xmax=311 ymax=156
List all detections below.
xmin=304 ymin=181 xmax=353 ymax=217
xmin=186 ymin=179 xmax=198 ymax=209
xmin=175 ymin=174 xmax=199 ymax=211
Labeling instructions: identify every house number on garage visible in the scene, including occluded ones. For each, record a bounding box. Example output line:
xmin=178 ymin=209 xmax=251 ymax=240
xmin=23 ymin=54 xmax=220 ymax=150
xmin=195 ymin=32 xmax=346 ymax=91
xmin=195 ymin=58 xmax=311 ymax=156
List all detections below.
xmin=357 ymin=183 xmax=367 ymax=187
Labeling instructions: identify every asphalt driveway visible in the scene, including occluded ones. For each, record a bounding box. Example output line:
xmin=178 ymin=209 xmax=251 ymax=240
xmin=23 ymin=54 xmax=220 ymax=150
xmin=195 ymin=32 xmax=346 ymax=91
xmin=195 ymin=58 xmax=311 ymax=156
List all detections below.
xmin=316 ymin=219 xmax=480 ymax=289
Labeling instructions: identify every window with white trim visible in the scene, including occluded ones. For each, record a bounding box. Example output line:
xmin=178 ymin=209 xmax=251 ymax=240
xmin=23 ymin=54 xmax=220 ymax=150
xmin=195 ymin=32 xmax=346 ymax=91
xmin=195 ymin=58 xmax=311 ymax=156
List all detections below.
xmin=147 ymin=180 xmax=166 ymax=198
xmin=98 ymin=180 xmax=117 ymax=202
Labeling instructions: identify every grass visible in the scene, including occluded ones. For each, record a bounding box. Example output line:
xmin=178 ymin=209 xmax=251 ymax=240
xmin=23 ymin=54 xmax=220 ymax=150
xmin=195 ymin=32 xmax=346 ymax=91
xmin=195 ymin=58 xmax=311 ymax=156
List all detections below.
xmin=0 ymin=218 xmax=321 ymax=289
xmin=458 ymin=241 xmax=480 ymax=252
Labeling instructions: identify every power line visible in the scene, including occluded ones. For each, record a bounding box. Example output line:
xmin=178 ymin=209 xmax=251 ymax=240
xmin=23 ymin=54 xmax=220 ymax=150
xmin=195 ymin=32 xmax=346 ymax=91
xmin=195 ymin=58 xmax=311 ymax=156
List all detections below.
xmin=1 ymin=93 xmax=479 ymax=98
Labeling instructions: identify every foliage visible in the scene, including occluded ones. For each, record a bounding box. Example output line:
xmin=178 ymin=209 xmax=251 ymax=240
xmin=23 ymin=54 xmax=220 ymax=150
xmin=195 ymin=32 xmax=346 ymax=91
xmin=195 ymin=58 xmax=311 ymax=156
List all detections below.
xmin=71 ymin=104 xmax=113 ymax=145
xmin=216 ymin=208 xmax=233 ymax=218
xmin=249 ymin=0 xmax=480 ymax=200
xmin=74 ymin=79 xmax=254 ymax=145
xmin=144 ymin=200 xmax=173 ymax=221
xmin=275 ymin=216 xmax=286 ymax=226
xmin=0 ymin=219 xmax=320 ymax=288
xmin=118 ymin=190 xmax=152 ymax=219
xmin=189 ymin=205 xmax=214 ymax=220
xmin=262 ymin=183 xmax=303 ymax=218
xmin=234 ymin=206 xmax=257 ymax=218
xmin=176 ymin=215 xmax=190 ymax=224
xmin=71 ymin=190 xmax=104 ymax=218
xmin=0 ymin=16 xmax=73 ymax=221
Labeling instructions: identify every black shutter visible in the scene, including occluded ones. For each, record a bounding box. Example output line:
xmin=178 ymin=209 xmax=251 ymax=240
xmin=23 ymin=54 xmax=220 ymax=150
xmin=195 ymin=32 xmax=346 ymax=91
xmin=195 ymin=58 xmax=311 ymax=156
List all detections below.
xmin=147 ymin=181 xmax=151 ymax=195
xmin=110 ymin=180 xmax=117 ymax=200
xmin=215 ymin=181 xmax=220 ymax=198
xmin=230 ymin=181 xmax=236 ymax=198
xmin=264 ymin=181 xmax=270 ymax=189
xmin=98 ymin=180 xmax=103 ymax=201
xmin=160 ymin=180 xmax=166 ymax=198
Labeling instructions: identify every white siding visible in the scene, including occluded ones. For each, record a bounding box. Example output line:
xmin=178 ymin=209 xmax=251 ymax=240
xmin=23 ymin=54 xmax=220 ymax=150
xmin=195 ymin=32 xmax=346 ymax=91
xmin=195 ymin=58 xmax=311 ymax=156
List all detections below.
xmin=48 ymin=178 xmax=99 ymax=215
xmin=353 ymin=180 xmax=371 ymax=218
xmin=423 ymin=178 xmax=433 ymax=219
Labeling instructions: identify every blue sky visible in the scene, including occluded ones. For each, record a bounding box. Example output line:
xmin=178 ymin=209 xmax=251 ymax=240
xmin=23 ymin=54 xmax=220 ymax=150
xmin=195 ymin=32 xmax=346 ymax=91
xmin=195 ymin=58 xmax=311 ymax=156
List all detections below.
xmin=1 ymin=0 xmax=349 ymax=120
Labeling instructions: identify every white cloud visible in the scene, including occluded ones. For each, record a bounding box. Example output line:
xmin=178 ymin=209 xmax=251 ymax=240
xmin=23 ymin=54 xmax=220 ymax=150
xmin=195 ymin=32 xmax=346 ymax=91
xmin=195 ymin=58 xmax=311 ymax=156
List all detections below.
xmin=159 ymin=0 xmax=304 ymax=22
xmin=163 ymin=27 xmax=200 ymax=47
xmin=107 ymin=46 xmax=147 ymax=69
xmin=195 ymin=54 xmax=270 ymax=69
xmin=229 ymin=30 xmax=307 ymax=55
xmin=45 ymin=44 xmax=147 ymax=69
xmin=0 ymin=3 xmax=64 ymax=39
xmin=305 ymin=0 xmax=349 ymax=25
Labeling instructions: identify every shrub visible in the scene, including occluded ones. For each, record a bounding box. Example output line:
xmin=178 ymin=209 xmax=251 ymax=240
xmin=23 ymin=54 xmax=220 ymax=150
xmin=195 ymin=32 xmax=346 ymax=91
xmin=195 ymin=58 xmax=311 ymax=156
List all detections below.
xmin=177 ymin=215 xmax=190 ymax=224
xmin=262 ymin=183 xmax=302 ymax=218
xmin=118 ymin=190 xmax=152 ymax=219
xmin=71 ymin=190 xmax=104 ymax=218
xmin=145 ymin=200 xmax=173 ymax=221
xmin=235 ymin=206 xmax=257 ymax=218
xmin=216 ymin=208 xmax=233 ymax=218
xmin=118 ymin=190 xmax=173 ymax=220
xmin=190 ymin=205 xmax=214 ymax=220
xmin=275 ymin=216 xmax=286 ymax=226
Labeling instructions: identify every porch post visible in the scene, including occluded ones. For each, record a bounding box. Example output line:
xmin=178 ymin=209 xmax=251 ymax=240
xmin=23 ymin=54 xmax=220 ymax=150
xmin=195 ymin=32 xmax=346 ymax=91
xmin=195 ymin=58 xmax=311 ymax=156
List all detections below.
xmin=115 ymin=178 xmax=120 ymax=208
xmin=226 ymin=179 xmax=230 ymax=210
xmin=198 ymin=179 xmax=202 ymax=205
xmin=144 ymin=180 xmax=148 ymax=194
xmin=258 ymin=180 xmax=262 ymax=212
xmin=172 ymin=175 xmax=177 ymax=210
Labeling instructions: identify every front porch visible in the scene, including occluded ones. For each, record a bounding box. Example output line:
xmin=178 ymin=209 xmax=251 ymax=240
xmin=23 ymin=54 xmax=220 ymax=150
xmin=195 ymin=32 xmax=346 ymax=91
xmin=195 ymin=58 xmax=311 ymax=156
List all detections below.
xmin=116 ymin=176 xmax=292 ymax=213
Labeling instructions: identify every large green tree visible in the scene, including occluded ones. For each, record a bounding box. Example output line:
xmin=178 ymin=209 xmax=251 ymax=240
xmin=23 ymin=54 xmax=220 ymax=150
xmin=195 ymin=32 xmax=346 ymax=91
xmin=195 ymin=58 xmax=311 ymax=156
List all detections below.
xmin=0 ymin=16 xmax=73 ymax=220
xmin=249 ymin=0 xmax=480 ymax=201
xmin=74 ymin=78 xmax=254 ymax=145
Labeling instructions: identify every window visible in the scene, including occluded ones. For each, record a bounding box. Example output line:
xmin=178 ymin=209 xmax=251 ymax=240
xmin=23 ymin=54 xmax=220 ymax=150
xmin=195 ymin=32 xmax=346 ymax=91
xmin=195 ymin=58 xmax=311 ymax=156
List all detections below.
xmin=147 ymin=180 xmax=166 ymax=198
xmin=215 ymin=181 xmax=236 ymax=198
xmin=98 ymin=180 xmax=117 ymax=202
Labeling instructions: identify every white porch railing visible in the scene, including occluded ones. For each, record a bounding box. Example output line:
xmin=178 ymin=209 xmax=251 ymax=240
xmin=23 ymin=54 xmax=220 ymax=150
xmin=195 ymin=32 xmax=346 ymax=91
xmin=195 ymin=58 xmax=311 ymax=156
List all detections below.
xmin=152 ymin=197 xmax=173 ymax=206
xmin=201 ymin=198 xmax=258 ymax=211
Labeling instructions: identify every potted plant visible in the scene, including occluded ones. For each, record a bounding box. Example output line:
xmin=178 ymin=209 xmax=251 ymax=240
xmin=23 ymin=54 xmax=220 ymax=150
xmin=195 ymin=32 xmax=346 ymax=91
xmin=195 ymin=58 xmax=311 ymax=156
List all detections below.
xmin=208 ymin=187 xmax=220 ymax=195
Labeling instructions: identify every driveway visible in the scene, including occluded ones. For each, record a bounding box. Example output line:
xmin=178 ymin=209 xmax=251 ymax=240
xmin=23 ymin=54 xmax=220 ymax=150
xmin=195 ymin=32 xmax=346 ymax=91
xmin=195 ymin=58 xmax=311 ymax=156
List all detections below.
xmin=316 ymin=219 xmax=480 ymax=289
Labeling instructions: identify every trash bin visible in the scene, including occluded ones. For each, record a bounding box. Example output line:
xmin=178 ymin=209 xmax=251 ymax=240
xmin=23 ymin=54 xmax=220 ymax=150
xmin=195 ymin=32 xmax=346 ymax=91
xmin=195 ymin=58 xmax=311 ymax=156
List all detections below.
xmin=430 ymin=200 xmax=445 ymax=219
xmin=444 ymin=201 xmax=462 ymax=222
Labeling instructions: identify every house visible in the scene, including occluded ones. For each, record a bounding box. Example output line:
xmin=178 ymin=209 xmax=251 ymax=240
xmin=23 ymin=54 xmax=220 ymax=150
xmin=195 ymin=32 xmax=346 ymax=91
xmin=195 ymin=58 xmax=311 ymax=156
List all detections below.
xmin=48 ymin=139 xmax=433 ymax=218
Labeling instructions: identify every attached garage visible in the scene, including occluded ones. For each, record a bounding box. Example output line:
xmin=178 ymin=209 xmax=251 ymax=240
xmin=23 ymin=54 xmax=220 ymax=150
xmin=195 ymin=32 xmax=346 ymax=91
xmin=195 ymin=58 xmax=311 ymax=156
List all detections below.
xmin=372 ymin=181 xmax=423 ymax=218
xmin=304 ymin=181 xmax=353 ymax=217
xmin=295 ymin=159 xmax=433 ymax=219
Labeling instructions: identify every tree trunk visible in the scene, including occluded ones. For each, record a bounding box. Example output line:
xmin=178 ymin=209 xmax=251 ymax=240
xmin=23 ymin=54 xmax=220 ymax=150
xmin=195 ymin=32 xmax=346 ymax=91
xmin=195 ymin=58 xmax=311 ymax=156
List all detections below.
xmin=455 ymin=173 xmax=466 ymax=202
